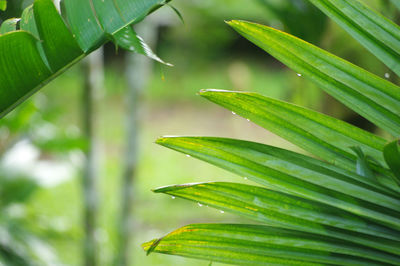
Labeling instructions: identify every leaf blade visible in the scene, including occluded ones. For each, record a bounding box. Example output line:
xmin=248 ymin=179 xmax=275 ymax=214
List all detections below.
xmin=309 ymin=0 xmax=400 ymax=77
xmin=33 ymin=0 xmax=83 ymax=72
xmin=226 ymin=20 xmax=400 ymax=136
xmin=157 ymin=136 xmax=400 ymax=230
xmin=144 ymin=224 xmax=400 ymax=265
xmin=155 ymin=182 xmax=400 ymax=255
xmin=0 ymin=31 xmax=52 ymax=117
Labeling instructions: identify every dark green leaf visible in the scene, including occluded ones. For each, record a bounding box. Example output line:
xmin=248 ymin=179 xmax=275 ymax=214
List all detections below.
xmin=61 ymin=0 xmax=105 ymax=52
xmin=20 ymin=4 xmax=50 ymax=69
xmin=34 ymin=0 xmax=83 ymax=72
xmin=0 ymin=31 xmax=52 ymax=117
xmin=0 ymin=0 xmax=171 ymax=118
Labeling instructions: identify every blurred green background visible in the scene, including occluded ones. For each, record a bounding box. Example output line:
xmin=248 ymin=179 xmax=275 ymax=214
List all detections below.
xmin=0 ymin=0 xmax=398 ymax=265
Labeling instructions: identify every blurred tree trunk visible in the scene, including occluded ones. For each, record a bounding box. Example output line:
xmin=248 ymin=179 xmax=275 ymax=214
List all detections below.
xmin=82 ymin=48 xmax=103 ymax=266
xmin=115 ymin=20 xmax=158 ymax=266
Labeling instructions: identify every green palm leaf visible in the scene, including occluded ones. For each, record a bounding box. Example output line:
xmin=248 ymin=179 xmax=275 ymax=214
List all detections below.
xmin=199 ymin=89 xmax=399 ymax=190
xmin=0 ymin=0 xmax=169 ymax=118
xmin=154 ymin=182 xmax=400 ymax=254
xmin=309 ymin=0 xmax=400 ymax=77
xmin=156 ymin=136 xmax=400 ymax=229
xmin=139 ymin=1 xmax=400 ymax=265
xmin=144 ymin=224 xmax=400 ymax=265
xmin=226 ymin=20 xmax=400 ymax=137
xmin=199 ymin=90 xmax=384 ymax=165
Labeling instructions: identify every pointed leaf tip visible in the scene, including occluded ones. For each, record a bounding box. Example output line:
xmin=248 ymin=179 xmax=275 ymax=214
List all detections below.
xmin=154 ymin=183 xmax=207 ymax=193
xmin=200 ymin=89 xmax=235 ymax=95
xmin=145 ymin=238 xmax=163 ymax=256
xmin=156 ymin=137 xmax=177 ymax=146
xmin=225 ymin=20 xmax=240 ymax=26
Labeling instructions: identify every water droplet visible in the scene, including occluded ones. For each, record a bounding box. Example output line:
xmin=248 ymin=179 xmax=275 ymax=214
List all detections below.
xmin=197 ymin=202 xmax=203 ymax=207
xmin=385 ymin=73 xmax=390 ymax=79
xmin=220 ymin=210 xmax=225 ymax=214
xmin=297 ymin=73 xmax=302 ymax=77
xmin=171 ymin=196 xmax=176 ymax=199
xmin=232 ymin=111 xmax=236 ymax=115
xmin=243 ymin=177 xmax=248 ymax=180
xmin=186 ymin=154 xmax=191 ymax=158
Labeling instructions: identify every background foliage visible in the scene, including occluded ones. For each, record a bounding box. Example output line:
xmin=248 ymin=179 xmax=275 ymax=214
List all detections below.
xmin=0 ymin=0 xmax=399 ymax=265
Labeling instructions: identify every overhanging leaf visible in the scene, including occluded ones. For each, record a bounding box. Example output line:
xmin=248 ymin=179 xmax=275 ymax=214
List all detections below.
xmin=20 ymin=4 xmax=50 ymax=69
xmin=33 ymin=0 xmax=82 ymax=72
xmin=60 ymin=0 xmax=105 ymax=53
xmin=0 ymin=31 xmax=52 ymax=117
xmin=0 ymin=0 xmax=171 ymax=118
